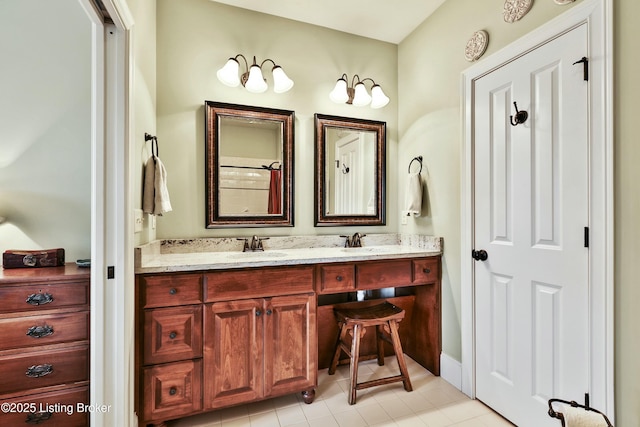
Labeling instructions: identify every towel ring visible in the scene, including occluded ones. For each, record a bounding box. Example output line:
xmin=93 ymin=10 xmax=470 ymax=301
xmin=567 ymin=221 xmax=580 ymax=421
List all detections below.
xmin=408 ymin=156 xmax=423 ymax=174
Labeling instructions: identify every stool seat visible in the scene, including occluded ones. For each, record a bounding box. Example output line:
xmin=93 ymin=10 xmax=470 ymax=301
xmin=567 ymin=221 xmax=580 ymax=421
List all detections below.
xmin=328 ymin=301 xmax=413 ymax=404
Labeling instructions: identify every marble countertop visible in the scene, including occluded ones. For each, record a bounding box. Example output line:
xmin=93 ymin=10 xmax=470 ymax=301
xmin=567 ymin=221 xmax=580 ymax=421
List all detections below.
xmin=135 ymin=234 xmax=442 ymax=274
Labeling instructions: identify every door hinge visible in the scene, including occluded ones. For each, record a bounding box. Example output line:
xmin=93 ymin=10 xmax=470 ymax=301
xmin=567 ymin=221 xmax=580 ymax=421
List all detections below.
xmin=584 ymin=227 xmax=589 ymax=248
xmin=107 ymin=265 xmax=115 ymax=279
xmin=573 ymin=56 xmax=589 ymax=81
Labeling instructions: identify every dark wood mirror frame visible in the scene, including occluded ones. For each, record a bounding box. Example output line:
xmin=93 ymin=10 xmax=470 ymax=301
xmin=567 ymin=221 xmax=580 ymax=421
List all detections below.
xmin=314 ymin=113 xmax=386 ymax=227
xmin=205 ymin=101 xmax=294 ymax=228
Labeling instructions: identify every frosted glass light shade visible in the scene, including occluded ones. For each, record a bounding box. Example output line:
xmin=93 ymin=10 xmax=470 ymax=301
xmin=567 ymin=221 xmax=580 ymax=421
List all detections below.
xmin=272 ymin=66 xmax=294 ymax=93
xmin=329 ymin=78 xmax=349 ymax=104
xmin=370 ymin=84 xmax=390 ymax=109
xmin=216 ymin=58 xmax=240 ymax=87
xmin=352 ymin=82 xmax=372 ymax=106
xmin=245 ymin=65 xmax=268 ymax=93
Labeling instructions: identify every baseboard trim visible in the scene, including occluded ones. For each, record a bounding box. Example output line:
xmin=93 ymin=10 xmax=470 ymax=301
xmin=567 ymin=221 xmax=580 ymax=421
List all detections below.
xmin=440 ymin=353 xmax=464 ymax=393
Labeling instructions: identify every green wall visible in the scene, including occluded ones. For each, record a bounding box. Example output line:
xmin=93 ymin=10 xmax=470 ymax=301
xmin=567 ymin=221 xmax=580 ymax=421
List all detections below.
xmin=152 ymin=0 xmax=398 ymax=239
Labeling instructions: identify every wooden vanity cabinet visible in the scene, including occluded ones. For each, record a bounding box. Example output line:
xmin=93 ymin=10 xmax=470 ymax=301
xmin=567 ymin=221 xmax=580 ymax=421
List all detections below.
xmin=0 ymin=265 xmax=90 ymax=427
xmin=136 ymin=266 xmax=316 ymax=427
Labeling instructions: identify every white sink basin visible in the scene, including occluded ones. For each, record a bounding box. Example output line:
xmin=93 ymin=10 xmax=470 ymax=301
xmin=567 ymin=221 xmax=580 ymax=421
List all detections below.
xmin=225 ymin=251 xmax=288 ymax=259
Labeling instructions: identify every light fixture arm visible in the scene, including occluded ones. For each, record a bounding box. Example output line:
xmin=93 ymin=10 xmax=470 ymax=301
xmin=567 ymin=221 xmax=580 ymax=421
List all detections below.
xmin=217 ymin=53 xmax=293 ymax=93
xmin=329 ymin=73 xmax=389 ymax=108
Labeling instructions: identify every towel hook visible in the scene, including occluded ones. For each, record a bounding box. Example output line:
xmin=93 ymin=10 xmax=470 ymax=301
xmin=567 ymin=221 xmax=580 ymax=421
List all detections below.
xmin=408 ymin=156 xmax=423 ymax=174
xmin=510 ymin=102 xmax=528 ymax=126
xmin=145 ymin=132 xmax=159 ymax=157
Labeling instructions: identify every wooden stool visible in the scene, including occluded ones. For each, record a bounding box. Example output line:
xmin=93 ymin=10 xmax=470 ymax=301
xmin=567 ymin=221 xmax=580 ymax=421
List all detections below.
xmin=328 ymin=301 xmax=413 ymax=404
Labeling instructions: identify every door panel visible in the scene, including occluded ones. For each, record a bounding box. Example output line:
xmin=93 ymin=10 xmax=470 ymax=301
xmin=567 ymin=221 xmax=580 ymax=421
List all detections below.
xmin=204 ymin=299 xmax=263 ymax=409
xmin=474 ymin=23 xmax=589 ymax=427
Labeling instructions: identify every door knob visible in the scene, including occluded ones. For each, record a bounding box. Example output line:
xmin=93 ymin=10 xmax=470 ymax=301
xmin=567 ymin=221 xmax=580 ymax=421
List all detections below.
xmin=472 ymin=249 xmax=488 ymax=261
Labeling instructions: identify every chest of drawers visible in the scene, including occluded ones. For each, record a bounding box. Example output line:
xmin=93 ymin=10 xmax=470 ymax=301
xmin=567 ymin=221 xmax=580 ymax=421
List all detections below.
xmin=0 ymin=265 xmax=90 ymax=427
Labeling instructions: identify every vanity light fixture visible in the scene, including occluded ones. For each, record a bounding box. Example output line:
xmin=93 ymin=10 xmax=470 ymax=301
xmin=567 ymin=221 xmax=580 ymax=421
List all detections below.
xmin=217 ymin=54 xmax=294 ymax=94
xmin=329 ymin=74 xmax=390 ymax=109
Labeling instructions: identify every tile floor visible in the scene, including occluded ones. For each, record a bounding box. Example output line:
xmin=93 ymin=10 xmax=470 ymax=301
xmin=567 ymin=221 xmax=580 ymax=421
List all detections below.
xmin=169 ymin=356 xmax=514 ymax=427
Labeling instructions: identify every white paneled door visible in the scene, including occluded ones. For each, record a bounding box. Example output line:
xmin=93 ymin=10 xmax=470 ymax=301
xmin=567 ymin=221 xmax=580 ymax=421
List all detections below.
xmin=473 ymin=24 xmax=589 ymax=427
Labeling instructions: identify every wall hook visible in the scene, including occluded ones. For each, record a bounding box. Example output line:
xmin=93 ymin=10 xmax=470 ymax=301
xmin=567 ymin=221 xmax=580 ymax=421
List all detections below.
xmin=509 ymin=102 xmax=528 ymax=126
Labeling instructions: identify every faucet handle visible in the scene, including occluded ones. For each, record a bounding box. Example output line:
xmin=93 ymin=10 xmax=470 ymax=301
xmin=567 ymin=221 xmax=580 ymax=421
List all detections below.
xmin=236 ymin=238 xmax=250 ymax=252
xmin=339 ymin=235 xmax=352 ymax=248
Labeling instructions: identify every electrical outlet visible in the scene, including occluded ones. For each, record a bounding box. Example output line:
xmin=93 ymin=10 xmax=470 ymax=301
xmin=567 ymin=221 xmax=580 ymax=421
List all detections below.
xmin=134 ymin=209 xmax=143 ymax=233
xmin=150 ymin=214 xmax=156 ymax=230
xmin=401 ymin=212 xmax=408 ymax=225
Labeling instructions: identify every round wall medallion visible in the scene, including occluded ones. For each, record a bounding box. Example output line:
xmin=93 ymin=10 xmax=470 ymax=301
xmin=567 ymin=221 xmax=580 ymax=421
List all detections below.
xmin=465 ymin=30 xmax=489 ymax=62
xmin=554 ymin=0 xmax=575 ymax=4
xmin=503 ymin=0 xmax=533 ymax=23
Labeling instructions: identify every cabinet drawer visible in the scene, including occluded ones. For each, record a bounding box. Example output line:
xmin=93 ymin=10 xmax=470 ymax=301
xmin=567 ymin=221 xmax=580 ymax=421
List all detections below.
xmin=317 ymin=264 xmax=355 ymax=294
xmin=144 ymin=306 xmax=202 ymax=365
xmin=0 ymin=386 xmax=89 ymax=427
xmin=0 ymin=346 xmax=88 ymax=395
xmin=143 ymin=360 xmax=202 ymax=421
xmin=356 ymin=260 xmax=413 ymax=290
xmin=205 ymin=266 xmax=314 ymax=302
xmin=0 ymin=311 xmax=89 ymax=351
xmin=142 ymin=274 xmax=203 ymax=308
xmin=0 ymin=281 xmax=88 ymax=314
xmin=412 ymin=258 xmax=439 ymax=284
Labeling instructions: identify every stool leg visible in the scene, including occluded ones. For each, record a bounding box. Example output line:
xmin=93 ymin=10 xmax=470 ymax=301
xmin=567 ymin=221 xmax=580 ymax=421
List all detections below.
xmin=388 ymin=320 xmax=413 ymax=392
xmin=348 ymin=324 xmax=362 ymax=405
xmin=329 ymin=322 xmax=347 ymax=375
xmin=376 ymin=324 xmax=385 ymax=366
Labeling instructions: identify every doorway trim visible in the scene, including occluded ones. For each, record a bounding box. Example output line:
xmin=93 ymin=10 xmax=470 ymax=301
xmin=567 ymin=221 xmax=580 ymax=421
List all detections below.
xmin=460 ymin=0 xmax=613 ymax=419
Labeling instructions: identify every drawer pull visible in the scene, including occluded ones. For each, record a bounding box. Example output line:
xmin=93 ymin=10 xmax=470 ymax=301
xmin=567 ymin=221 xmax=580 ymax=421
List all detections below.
xmin=25 ymin=411 xmax=53 ymax=424
xmin=169 ymin=387 xmax=177 ymax=396
xmin=423 ymin=268 xmax=431 ymax=274
xmin=255 ymin=310 xmax=262 ymax=317
xmin=266 ymin=309 xmax=272 ymax=316
xmin=169 ymin=331 xmax=177 ymax=339
xmin=26 ymin=325 xmax=54 ymax=338
xmin=25 ymin=363 xmax=53 ymax=378
xmin=26 ymin=292 xmax=54 ymax=306
xmin=336 ymin=275 xmax=343 ymax=282
xmin=169 ymin=288 xmax=177 ymax=295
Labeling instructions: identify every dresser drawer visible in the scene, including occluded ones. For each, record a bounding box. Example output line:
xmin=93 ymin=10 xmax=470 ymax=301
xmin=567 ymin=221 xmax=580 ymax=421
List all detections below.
xmin=0 ymin=386 xmax=89 ymax=427
xmin=0 ymin=346 xmax=88 ymax=395
xmin=144 ymin=306 xmax=202 ymax=365
xmin=317 ymin=264 xmax=355 ymax=294
xmin=356 ymin=260 xmax=413 ymax=290
xmin=0 ymin=311 xmax=89 ymax=351
xmin=143 ymin=360 xmax=202 ymax=421
xmin=205 ymin=266 xmax=314 ymax=302
xmin=412 ymin=258 xmax=439 ymax=284
xmin=0 ymin=281 xmax=88 ymax=314
xmin=142 ymin=274 xmax=203 ymax=308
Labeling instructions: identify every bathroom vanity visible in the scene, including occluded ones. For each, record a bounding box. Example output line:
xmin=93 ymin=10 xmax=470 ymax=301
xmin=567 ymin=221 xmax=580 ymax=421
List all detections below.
xmin=135 ymin=236 xmax=441 ymax=427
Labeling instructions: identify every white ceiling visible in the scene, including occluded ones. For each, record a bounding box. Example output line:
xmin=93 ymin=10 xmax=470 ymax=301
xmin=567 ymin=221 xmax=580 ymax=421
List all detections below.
xmin=210 ymin=0 xmax=447 ymax=44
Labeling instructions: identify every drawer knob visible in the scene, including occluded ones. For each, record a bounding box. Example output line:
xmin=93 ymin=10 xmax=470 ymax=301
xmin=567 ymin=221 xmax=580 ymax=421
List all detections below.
xmin=336 ymin=275 xmax=343 ymax=282
xmin=169 ymin=288 xmax=177 ymax=295
xmin=266 ymin=309 xmax=273 ymax=316
xmin=169 ymin=331 xmax=177 ymax=339
xmin=255 ymin=310 xmax=262 ymax=317
xmin=26 ymin=411 xmax=53 ymax=424
xmin=423 ymin=268 xmax=431 ymax=274
xmin=26 ymin=325 xmax=54 ymax=338
xmin=25 ymin=292 xmax=54 ymax=306
xmin=169 ymin=387 xmax=177 ymax=396
xmin=25 ymin=363 xmax=53 ymax=378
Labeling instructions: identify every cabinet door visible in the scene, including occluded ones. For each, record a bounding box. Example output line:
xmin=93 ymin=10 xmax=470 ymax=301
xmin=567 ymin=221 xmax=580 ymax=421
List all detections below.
xmin=203 ymin=299 xmax=263 ymax=409
xmin=264 ymin=294 xmax=317 ymax=397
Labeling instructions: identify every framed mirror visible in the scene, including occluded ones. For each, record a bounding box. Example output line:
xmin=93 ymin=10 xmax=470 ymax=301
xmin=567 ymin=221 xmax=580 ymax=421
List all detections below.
xmin=314 ymin=114 xmax=386 ymax=226
xmin=205 ymin=101 xmax=294 ymax=227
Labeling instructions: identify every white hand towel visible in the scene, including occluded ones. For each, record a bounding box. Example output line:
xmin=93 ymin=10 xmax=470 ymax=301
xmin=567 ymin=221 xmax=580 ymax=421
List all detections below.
xmin=562 ymin=405 xmax=609 ymax=427
xmin=142 ymin=155 xmax=173 ymax=216
xmin=404 ymin=172 xmax=422 ymax=217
